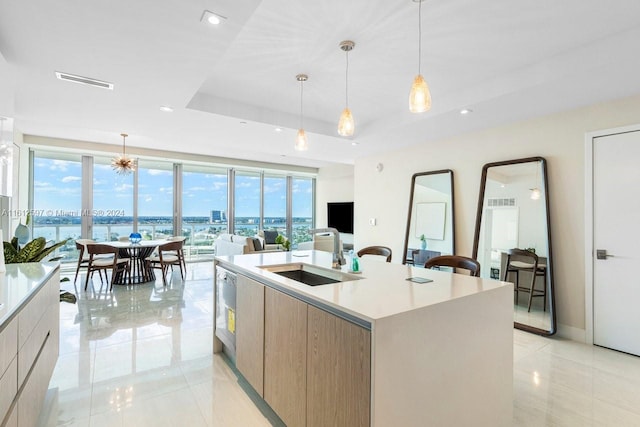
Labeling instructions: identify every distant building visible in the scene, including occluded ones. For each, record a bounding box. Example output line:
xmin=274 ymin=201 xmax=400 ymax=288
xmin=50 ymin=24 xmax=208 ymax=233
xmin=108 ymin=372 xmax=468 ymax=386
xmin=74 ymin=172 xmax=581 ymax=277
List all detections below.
xmin=210 ymin=210 xmax=226 ymax=223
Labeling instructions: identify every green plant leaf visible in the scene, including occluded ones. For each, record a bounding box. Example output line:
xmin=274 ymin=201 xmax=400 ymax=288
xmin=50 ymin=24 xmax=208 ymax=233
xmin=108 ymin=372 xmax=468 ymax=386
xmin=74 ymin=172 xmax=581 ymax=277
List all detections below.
xmin=33 ymin=238 xmax=71 ymax=262
xmin=3 ymin=241 xmax=19 ymax=263
xmin=15 ymin=237 xmax=47 ymax=263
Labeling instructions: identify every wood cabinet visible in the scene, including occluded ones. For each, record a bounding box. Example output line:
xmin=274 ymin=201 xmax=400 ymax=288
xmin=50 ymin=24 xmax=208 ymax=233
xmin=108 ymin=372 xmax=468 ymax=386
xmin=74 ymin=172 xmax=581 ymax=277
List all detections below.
xmin=307 ymin=306 xmax=370 ymax=427
xmin=235 ymin=275 xmax=265 ymax=396
xmin=264 ymin=287 xmax=308 ymax=427
xmin=231 ymin=274 xmax=371 ymax=427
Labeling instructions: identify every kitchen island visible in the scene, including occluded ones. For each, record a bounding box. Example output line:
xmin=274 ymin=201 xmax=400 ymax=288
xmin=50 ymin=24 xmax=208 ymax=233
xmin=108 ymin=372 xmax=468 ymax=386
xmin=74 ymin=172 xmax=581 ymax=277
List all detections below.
xmin=214 ymin=250 xmax=513 ymax=427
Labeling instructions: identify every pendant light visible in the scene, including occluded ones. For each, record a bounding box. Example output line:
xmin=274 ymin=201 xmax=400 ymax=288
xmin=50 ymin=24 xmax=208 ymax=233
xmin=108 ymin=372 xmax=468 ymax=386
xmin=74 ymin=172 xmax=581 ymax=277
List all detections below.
xmin=111 ymin=133 xmax=135 ymax=175
xmin=338 ymin=40 xmax=355 ymax=137
xmin=409 ymin=0 xmax=432 ymax=113
xmin=295 ymin=74 xmax=309 ymax=151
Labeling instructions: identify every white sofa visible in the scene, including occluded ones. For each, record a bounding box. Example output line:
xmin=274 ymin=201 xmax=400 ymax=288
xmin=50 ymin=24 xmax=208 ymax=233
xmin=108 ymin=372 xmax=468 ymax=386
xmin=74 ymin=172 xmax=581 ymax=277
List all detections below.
xmin=297 ymin=234 xmax=342 ymax=253
xmin=215 ymin=234 xmax=263 ymax=257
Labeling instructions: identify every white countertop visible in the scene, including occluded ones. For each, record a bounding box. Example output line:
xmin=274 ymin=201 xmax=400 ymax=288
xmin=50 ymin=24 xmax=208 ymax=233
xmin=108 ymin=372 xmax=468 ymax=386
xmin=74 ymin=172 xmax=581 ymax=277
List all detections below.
xmin=0 ymin=262 xmax=60 ymax=329
xmin=215 ymin=250 xmax=511 ymax=323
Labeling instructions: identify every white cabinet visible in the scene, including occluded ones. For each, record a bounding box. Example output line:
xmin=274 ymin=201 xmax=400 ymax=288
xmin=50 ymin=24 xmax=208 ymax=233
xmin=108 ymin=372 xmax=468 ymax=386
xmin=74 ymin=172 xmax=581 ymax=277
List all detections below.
xmin=0 ymin=265 xmax=59 ymax=427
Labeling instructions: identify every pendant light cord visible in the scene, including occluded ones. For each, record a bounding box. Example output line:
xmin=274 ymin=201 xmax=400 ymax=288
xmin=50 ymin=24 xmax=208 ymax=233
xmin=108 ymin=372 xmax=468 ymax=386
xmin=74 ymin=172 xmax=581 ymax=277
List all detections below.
xmin=418 ymin=0 xmax=422 ymax=76
xmin=299 ymin=80 xmax=304 ymax=129
xmin=121 ymin=133 xmax=128 ymax=157
xmin=345 ymin=50 xmax=349 ymax=108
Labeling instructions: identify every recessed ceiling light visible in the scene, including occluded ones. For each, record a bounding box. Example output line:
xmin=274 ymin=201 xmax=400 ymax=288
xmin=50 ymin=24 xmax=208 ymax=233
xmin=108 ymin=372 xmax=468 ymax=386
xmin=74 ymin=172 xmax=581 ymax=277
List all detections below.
xmin=274 ymin=127 xmax=283 ymax=132
xmin=460 ymin=108 xmax=473 ymax=115
xmin=351 ymin=142 xmax=359 ymax=146
xmin=159 ymin=105 xmax=173 ymax=112
xmin=201 ymin=10 xmax=226 ymax=25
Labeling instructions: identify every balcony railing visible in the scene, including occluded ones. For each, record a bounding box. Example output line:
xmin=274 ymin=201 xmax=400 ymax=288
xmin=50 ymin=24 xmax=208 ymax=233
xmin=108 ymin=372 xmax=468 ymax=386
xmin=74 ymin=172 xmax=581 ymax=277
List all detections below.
xmin=32 ymin=220 xmax=313 ymax=269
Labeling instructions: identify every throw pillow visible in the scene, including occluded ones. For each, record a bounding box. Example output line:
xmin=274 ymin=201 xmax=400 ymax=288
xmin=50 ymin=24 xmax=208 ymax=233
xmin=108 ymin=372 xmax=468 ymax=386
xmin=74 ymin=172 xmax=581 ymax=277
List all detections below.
xmin=252 ymin=238 xmax=263 ymax=251
xmin=263 ymin=230 xmax=278 ymax=244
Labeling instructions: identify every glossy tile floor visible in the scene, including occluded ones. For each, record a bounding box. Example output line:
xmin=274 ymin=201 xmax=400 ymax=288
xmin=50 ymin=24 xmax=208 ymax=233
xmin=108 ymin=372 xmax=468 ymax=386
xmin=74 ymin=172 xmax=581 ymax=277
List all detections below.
xmin=42 ymin=262 xmax=640 ymax=426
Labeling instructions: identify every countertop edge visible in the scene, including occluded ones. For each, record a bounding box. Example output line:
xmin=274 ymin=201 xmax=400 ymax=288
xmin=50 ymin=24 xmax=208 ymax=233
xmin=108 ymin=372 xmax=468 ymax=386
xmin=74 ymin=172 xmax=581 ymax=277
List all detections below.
xmin=215 ymin=258 xmax=374 ymax=330
xmin=0 ymin=262 xmax=61 ymax=332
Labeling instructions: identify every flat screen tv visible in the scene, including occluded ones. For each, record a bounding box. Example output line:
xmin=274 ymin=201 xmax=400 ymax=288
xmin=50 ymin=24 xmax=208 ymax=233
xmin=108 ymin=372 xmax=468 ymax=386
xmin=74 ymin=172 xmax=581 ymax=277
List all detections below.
xmin=327 ymin=202 xmax=354 ymax=234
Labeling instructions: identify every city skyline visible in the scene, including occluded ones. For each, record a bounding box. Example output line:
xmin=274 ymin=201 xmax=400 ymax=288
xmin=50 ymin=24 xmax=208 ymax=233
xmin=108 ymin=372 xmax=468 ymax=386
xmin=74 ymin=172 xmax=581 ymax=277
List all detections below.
xmin=32 ymin=156 xmax=313 ymax=221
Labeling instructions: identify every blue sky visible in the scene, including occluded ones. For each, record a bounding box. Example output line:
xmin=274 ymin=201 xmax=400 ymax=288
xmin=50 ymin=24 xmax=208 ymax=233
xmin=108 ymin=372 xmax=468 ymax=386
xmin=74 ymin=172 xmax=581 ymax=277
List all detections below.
xmin=33 ymin=156 xmax=313 ymax=218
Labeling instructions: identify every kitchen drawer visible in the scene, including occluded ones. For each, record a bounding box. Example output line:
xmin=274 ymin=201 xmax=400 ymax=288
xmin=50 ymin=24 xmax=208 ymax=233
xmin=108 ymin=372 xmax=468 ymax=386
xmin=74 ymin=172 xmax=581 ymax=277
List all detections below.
xmin=18 ymin=329 xmax=54 ymax=427
xmin=18 ymin=284 xmax=49 ymax=349
xmin=0 ymin=356 xmax=17 ymax=423
xmin=18 ymin=305 xmax=53 ymax=387
xmin=0 ymin=317 xmax=17 ymax=378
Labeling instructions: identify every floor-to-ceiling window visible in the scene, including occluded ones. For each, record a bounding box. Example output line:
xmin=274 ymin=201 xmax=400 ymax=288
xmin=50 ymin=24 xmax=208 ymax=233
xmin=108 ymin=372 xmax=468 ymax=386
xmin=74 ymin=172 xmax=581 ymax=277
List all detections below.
xmin=92 ymin=156 xmax=134 ymax=241
xmin=263 ymin=174 xmax=287 ymax=236
xmin=30 ymin=150 xmax=315 ymax=262
xmin=31 ymin=152 xmax=83 ymax=261
xmin=292 ymin=177 xmax=314 ymax=244
xmin=234 ymin=171 xmax=260 ymax=237
xmin=137 ymin=160 xmax=174 ymax=239
xmin=182 ymin=165 xmax=228 ymax=254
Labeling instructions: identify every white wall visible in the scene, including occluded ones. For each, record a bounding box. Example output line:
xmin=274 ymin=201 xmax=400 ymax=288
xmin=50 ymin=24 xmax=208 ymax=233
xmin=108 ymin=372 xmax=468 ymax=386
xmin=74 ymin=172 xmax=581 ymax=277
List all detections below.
xmin=315 ymin=163 xmax=354 ymax=246
xmin=353 ymin=93 xmax=640 ymax=334
xmin=0 ymin=50 xmax=15 ymax=118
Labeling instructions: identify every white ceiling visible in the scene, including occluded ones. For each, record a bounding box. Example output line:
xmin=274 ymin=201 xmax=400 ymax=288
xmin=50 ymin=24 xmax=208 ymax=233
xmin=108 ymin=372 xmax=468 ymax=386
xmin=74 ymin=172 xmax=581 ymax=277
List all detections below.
xmin=1 ymin=0 xmax=640 ymax=169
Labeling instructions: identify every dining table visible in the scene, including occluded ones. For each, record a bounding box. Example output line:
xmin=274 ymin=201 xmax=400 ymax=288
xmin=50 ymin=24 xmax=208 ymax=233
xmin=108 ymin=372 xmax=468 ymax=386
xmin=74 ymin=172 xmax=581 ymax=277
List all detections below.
xmin=102 ymin=239 xmax=166 ymax=284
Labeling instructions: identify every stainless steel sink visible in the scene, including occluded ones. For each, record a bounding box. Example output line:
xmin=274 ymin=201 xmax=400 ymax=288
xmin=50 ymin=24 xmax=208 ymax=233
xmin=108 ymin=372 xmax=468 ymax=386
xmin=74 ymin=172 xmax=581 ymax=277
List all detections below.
xmin=259 ymin=263 xmax=362 ymax=286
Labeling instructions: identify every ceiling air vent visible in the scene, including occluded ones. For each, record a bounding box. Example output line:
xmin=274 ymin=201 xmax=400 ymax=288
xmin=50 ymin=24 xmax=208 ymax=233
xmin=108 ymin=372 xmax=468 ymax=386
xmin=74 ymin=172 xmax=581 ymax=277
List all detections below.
xmin=487 ymin=197 xmax=516 ymax=207
xmin=55 ymin=72 xmax=114 ymax=90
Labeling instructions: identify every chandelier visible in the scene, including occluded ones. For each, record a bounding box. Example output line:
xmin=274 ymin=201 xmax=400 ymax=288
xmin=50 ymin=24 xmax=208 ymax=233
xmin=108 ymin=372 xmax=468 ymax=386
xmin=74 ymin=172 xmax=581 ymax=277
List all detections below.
xmin=111 ymin=133 xmax=135 ymax=175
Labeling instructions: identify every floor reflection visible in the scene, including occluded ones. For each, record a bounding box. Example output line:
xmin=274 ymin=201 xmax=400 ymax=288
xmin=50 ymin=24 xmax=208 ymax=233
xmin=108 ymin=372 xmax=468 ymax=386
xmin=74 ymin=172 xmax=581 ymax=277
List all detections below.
xmin=42 ymin=263 xmax=238 ymax=426
xmin=43 ymin=262 xmax=640 ymax=426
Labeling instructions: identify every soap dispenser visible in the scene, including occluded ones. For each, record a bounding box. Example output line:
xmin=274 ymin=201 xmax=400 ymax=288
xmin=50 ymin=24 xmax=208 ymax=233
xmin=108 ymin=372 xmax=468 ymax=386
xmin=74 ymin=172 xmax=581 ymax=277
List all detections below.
xmin=350 ymin=251 xmax=360 ymax=273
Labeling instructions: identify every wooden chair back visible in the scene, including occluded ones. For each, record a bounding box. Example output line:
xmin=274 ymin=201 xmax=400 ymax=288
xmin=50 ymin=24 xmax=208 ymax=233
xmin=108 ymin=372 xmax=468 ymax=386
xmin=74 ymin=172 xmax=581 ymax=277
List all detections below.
xmin=424 ymin=255 xmax=481 ymax=277
xmin=357 ymin=246 xmax=392 ymax=262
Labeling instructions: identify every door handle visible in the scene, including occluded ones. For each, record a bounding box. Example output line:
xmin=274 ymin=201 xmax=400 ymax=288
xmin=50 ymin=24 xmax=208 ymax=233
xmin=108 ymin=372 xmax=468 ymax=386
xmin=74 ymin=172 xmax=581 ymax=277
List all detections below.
xmin=596 ymin=249 xmax=615 ymax=260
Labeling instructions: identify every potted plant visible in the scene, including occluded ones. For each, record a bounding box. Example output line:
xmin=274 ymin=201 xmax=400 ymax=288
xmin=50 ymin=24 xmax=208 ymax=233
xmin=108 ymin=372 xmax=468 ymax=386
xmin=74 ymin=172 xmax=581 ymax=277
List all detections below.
xmin=3 ymin=236 xmax=76 ymax=303
xmin=274 ymin=234 xmax=291 ymax=251
xmin=420 ymin=234 xmax=427 ymax=250
xmin=3 ymin=236 xmax=70 ymax=264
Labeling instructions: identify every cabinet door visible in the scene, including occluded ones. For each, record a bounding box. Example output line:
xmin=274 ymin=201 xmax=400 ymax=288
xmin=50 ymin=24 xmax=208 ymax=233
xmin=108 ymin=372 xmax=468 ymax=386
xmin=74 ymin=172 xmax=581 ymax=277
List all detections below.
xmin=264 ymin=287 xmax=307 ymax=427
xmin=307 ymin=306 xmax=371 ymax=427
xmin=235 ymin=275 xmax=265 ymax=396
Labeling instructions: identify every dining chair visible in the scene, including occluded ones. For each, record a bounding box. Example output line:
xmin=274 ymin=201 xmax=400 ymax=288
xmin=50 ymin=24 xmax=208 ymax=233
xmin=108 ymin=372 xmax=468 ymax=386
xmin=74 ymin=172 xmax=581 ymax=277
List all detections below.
xmin=166 ymin=236 xmax=187 ymax=273
xmin=74 ymin=239 xmax=109 ymax=285
xmin=84 ymin=244 xmax=131 ymax=291
xmin=357 ymin=246 xmax=392 ymax=262
xmin=146 ymin=240 xmax=185 ymax=286
xmin=424 ymin=255 xmax=481 ymax=277
xmin=503 ymin=248 xmax=547 ymax=312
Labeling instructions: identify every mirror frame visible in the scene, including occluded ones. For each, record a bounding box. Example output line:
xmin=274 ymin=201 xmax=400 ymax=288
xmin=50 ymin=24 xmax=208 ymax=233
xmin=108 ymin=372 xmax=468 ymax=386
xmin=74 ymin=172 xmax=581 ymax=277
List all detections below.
xmin=472 ymin=156 xmax=556 ymax=336
xmin=402 ymin=169 xmax=455 ymax=266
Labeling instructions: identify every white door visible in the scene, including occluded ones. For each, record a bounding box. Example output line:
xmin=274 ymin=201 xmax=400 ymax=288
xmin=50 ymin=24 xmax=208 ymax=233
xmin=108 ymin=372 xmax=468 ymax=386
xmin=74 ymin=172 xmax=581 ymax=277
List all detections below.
xmin=593 ymin=130 xmax=640 ymax=356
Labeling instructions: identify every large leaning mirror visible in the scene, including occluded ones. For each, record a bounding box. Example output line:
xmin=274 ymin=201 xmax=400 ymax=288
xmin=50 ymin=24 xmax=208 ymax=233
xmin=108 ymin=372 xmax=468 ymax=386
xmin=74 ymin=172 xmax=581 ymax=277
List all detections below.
xmin=403 ymin=170 xmax=455 ymax=267
xmin=473 ymin=157 xmax=556 ymax=335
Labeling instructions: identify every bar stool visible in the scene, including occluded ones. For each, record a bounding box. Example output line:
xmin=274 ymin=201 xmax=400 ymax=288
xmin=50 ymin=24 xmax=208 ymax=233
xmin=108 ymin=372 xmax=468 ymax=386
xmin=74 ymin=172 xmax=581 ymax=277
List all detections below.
xmin=503 ymin=248 xmax=547 ymax=312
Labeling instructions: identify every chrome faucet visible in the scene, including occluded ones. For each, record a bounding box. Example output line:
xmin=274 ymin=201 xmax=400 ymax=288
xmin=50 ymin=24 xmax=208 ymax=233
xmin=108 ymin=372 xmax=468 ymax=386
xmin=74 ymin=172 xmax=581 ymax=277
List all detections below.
xmin=309 ymin=227 xmax=346 ymax=269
